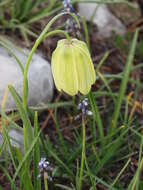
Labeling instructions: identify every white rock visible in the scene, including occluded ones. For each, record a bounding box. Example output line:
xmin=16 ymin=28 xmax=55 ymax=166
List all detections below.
xmin=0 ymin=127 xmax=25 ymax=156
xmin=0 ymin=45 xmax=53 ymax=111
xmin=8 ymin=128 xmax=24 ymax=151
xmin=78 ymin=3 xmax=126 ymax=38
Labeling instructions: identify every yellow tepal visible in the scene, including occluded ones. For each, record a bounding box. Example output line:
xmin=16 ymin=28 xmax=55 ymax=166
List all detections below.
xmin=51 ymin=39 xmax=96 ymax=96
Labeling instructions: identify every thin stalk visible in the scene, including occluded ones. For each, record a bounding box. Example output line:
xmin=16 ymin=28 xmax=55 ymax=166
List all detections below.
xmin=81 ymin=16 xmax=90 ymax=50
xmin=96 ymin=51 xmax=109 ymax=72
xmin=23 ymin=12 xmax=80 ymax=110
xmin=110 ymin=158 xmax=131 ymax=187
xmin=45 ymin=29 xmax=71 ymax=41
xmin=78 ymin=116 xmax=86 ymax=190
xmin=30 ymin=101 xmax=73 ymax=111
xmin=44 ymin=172 xmax=48 ymax=190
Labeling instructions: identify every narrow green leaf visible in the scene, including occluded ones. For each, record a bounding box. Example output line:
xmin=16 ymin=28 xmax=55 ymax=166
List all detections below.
xmin=111 ymin=29 xmax=139 ymax=130
xmin=8 ymin=85 xmax=33 ymax=149
xmin=33 ymin=112 xmax=41 ymax=190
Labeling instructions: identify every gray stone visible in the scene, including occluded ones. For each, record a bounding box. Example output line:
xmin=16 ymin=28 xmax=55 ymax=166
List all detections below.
xmin=0 ymin=127 xmax=24 ymax=156
xmin=8 ymin=128 xmax=24 ymax=152
xmin=0 ymin=43 xmax=53 ymax=111
xmin=78 ymin=3 xmax=126 ymax=38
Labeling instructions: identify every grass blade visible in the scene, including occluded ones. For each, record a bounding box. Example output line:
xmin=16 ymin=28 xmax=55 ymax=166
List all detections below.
xmin=8 ymin=85 xmax=33 ymax=149
xmin=110 ymin=29 xmax=139 ymax=130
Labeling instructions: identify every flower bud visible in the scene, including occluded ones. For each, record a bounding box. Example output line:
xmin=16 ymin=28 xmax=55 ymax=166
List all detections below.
xmin=51 ymin=39 xmax=96 ymax=96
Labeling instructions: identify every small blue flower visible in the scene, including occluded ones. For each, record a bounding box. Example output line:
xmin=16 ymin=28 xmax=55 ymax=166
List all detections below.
xmin=38 ymin=158 xmax=50 ymax=172
xmin=38 ymin=158 xmax=53 ymax=180
xmin=63 ymin=0 xmax=75 ymax=12
xmin=78 ymin=98 xmax=93 ymax=116
xmin=62 ymin=0 xmax=81 ymax=38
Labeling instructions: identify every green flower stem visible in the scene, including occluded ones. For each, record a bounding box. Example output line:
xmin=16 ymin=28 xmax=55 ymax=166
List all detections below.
xmin=44 ymin=172 xmax=48 ymax=190
xmin=45 ymin=29 xmax=71 ymax=41
xmin=78 ymin=116 xmax=86 ymax=190
xmin=23 ymin=12 xmax=80 ymax=110
xmin=23 ymin=12 xmax=65 ymax=110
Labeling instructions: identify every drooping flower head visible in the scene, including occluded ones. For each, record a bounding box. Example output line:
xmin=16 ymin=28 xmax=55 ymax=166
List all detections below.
xmin=51 ymin=39 xmax=96 ymax=96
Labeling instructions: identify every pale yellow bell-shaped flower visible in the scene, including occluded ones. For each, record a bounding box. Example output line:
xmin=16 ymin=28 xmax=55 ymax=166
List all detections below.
xmin=51 ymin=38 xmax=96 ymax=96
